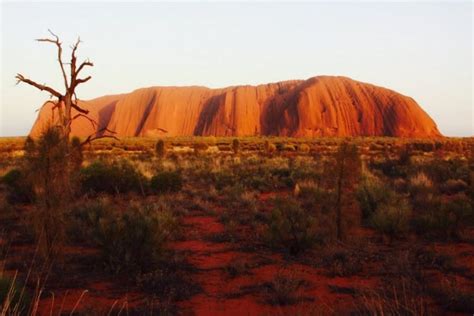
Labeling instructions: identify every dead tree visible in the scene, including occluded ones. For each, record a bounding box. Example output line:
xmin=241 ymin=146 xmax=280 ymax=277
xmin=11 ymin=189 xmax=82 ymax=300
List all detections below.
xmin=16 ymin=30 xmax=114 ymax=145
xmin=16 ymin=31 xmax=115 ymax=259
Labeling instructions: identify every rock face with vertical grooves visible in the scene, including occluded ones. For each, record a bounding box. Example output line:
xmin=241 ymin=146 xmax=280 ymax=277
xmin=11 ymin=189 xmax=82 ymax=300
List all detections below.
xmin=30 ymin=76 xmax=442 ymax=138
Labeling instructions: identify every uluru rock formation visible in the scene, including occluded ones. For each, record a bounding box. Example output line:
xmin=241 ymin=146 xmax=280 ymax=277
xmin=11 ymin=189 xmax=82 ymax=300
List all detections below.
xmin=30 ymin=76 xmax=442 ymax=138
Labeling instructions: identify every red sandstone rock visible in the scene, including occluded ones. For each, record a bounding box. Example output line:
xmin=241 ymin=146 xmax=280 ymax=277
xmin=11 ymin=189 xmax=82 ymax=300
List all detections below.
xmin=30 ymin=76 xmax=442 ymax=138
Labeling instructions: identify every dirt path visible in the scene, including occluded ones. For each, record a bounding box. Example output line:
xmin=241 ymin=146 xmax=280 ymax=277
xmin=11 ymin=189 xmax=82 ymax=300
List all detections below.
xmin=173 ymin=212 xmax=273 ymax=315
xmin=172 ymin=207 xmax=384 ymax=316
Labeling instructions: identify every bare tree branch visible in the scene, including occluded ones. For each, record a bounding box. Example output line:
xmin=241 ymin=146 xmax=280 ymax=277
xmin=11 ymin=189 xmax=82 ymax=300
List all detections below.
xmin=71 ymin=102 xmax=89 ymax=115
xmin=70 ymin=37 xmax=80 ymax=83
xmin=37 ymin=29 xmax=69 ymax=89
xmin=35 ymin=100 xmax=56 ymax=113
xmin=15 ymin=74 xmax=62 ymax=98
xmin=74 ymin=76 xmax=92 ymax=87
xmin=80 ymin=127 xmax=118 ymax=147
xmin=70 ymin=113 xmax=98 ymax=130
xmin=76 ymin=60 xmax=93 ymax=76
xmin=19 ymin=31 xmax=109 ymax=144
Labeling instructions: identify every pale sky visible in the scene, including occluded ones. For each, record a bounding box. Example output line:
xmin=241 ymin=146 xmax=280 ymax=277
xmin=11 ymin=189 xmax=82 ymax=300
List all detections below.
xmin=1 ymin=1 xmax=472 ymax=136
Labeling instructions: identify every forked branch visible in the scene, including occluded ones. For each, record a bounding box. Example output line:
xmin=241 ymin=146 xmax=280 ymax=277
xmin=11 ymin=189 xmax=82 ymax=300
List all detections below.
xmin=80 ymin=127 xmax=118 ymax=147
xmin=15 ymin=74 xmax=62 ymax=98
xmin=37 ymin=29 xmax=69 ymax=89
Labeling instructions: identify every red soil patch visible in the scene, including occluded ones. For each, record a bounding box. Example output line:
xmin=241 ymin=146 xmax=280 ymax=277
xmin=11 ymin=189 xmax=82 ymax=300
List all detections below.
xmin=173 ymin=210 xmax=378 ymax=315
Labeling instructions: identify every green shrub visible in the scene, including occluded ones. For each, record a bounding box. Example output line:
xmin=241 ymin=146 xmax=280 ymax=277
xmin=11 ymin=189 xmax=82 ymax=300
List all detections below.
xmin=422 ymin=158 xmax=469 ymax=184
xmin=369 ymin=157 xmax=407 ymax=178
xmin=409 ymin=172 xmax=434 ymax=193
xmin=370 ymin=197 xmax=411 ymax=239
xmin=155 ymin=140 xmax=167 ymax=158
xmin=1 ymin=168 xmax=35 ymax=204
xmin=150 ymin=171 xmax=183 ymax=194
xmin=213 ymin=170 xmax=236 ymax=190
xmin=398 ymin=145 xmax=412 ymax=166
xmin=430 ymin=278 xmax=474 ymax=313
xmin=269 ymin=167 xmax=294 ymax=188
xmin=298 ymin=144 xmax=310 ymax=153
xmin=322 ymin=249 xmax=363 ymax=277
xmin=283 ymin=144 xmax=296 ymax=151
xmin=193 ymin=142 xmax=209 ymax=154
xmin=80 ymin=159 xmax=146 ymax=195
xmin=275 ymin=143 xmax=284 ymax=152
xmin=68 ymin=200 xmax=109 ymax=244
xmin=136 ymin=265 xmax=200 ymax=301
xmin=96 ymin=204 xmax=178 ymax=274
xmin=408 ymin=172 xmax=435 ymax=210
xmin=264 ymin=141 xmax=277 ymax=154
xmin=440 ymin=179 xmax=468 ymax=195
xmin=266 ymin=197 xmax=318 ymax=255
xmin=232 ymin=139 xmax=240 ymax=154
xmin=356 ymin=172 xmax=395 ymax=221
xmin=23 ymin=128 xmax=75 ymax=259
xmin=264 ymin=272 xmax=306 ymax=306
xmin=412 ymin=194 xmax=474 ymax=240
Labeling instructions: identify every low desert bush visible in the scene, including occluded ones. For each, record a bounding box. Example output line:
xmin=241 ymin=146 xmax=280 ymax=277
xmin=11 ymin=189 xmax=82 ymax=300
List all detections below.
xmin=409 ymin=172 xmax=434 ymax=193
xmin=398 ymin=144 xmax=412 ymax=166
xmin=232 ymin=139 xmax=240 ymax=154
xmin=408 ymin=172 xmax=435 ymax=210
xmin=68 ymin=199 xmax=109 ymax=244
xmin=430 ymin=277 xmax=474 ymax=313
xmin=95 ymin=204 xmax=179 ymax=274
xmin=224 ymin=260 xmax=252 ymax=278
xmin=264 ymin=271 xmax=307 ymax=306
xmin=1 ymin=168 xmax=35 ymax=204
xmin=212 ymin=170 xmax=236 ymax=190
xmin=282 ymin=144 xmax=296 ymax=152
xmin=136 ymin=268 xmax=199 ymax=302
xmin=369 ymin=197 xmax=411 ymax=240
xmin=264 ymin=140 xmax=277 ymax=154
xmin=322 ymin=248 xmax=363 ymax=277
xmin=422 ymin=158 xmax=469 ymax=184
xmin=135 ymin=253 xmax=200 ymax=302
xmin=356 ymin=171 xmax=395 ymax=221
xmin=412 ymin=194 xmax=474 ymax=240
xmin=266 ymin=197 xmax=319 ymax=255
xmin=80 ymin=159 xmax=146 ymax=195
xmin=298 ymin=143 xmax=310 ymax=153
xmin=369 ymin=157 xmax=408 ymax=178
xmin=193 ymin=142 xmax=209 ymax=154
xmin=440 ymin=179 xmax=468 ymax=195
xmin=268 ymin=167 xmax=294 ymax=188
xmin=155 ymin=139 xmax=167 ymax=158
xmin=150 ymin=170 xmax=183 ymax=194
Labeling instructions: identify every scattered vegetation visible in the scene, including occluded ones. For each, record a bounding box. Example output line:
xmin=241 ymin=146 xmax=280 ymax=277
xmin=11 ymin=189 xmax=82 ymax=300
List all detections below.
xmin=155 ymin=139 xmax=167 ymax=159
xmin=369 ymin=196 xmax=411 ymax=240
xmin=94 ymin=203 xmax=179 ymax=274
xmin=1 ymin=168 xmax=34 ymax=204
xmin=1 ymin=136 xmax=472 ymax=314
xmin=150 ymin=171 xmax=183 ymax=194
xmin=264 ymin=272 xmax=308 ymax=306
xmin=266 ymin=197 xmax=319 ymax=255
xmin=80 ymin=159 xmax=146 ymax=195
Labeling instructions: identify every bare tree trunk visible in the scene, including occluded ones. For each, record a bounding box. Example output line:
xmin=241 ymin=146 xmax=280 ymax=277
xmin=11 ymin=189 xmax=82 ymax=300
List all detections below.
xmin=335 ymin=156 xmax=345 ymax=241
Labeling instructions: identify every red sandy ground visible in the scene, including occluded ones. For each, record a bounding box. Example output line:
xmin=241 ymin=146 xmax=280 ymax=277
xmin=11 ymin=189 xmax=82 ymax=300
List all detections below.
xmin=6 ymin=192 xmax=472 ymax=315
